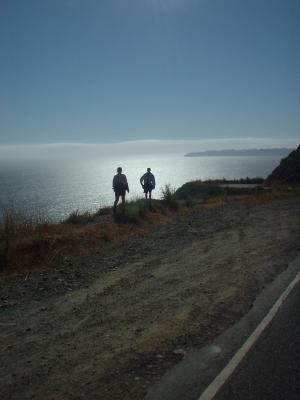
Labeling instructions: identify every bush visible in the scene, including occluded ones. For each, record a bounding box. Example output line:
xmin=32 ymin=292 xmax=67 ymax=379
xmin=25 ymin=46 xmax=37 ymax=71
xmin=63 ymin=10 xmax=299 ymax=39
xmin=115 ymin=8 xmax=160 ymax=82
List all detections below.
xmin=161 ymin=184 xmax=179 ymax=210
xmin=64 ymin=210 xmax=94 ymax=225
xmin=113 ymin=198 xmax=148 ymax=224
xmin=176 ymin=181 xmax=223 ymax=200
xmin=127 ymin=199 xmax=148 ymax=223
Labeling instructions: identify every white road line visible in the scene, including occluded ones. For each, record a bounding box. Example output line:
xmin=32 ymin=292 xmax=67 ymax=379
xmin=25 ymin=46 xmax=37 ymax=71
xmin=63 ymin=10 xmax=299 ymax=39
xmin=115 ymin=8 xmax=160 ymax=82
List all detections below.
xmin=198 ymin=271 xmax=300 ymax=400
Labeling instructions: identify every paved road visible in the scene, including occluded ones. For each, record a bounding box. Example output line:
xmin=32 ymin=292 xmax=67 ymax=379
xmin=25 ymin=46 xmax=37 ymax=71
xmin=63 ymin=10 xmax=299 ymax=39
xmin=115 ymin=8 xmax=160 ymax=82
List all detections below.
xmin=214 ymin=280 xmax=300 ymax=400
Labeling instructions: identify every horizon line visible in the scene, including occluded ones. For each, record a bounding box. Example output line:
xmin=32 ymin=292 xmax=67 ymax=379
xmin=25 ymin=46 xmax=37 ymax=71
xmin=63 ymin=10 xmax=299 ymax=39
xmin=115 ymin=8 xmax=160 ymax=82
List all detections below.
xmin=0 ymin=137 xmax=299 ymax=149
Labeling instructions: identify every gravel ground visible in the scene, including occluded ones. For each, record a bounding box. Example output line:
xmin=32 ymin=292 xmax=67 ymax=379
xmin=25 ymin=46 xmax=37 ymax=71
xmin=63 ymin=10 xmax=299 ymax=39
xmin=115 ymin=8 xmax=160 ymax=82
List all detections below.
xmin=1 ymin=197 xmax=300 ymax=400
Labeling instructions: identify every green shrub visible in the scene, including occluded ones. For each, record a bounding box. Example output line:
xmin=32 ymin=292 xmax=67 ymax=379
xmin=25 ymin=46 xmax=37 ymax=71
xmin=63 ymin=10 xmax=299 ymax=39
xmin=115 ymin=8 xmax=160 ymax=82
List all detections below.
xmin=161 ymin=184 xmax=179 ymax=210
xmin=176 ymin=181 xmax=224 ymax=200
xmin=113 ymin=198 xmax=148 ymax=224
xmin=64 ymin=210 xmax=94 ymax=225
xmin=127 ymin=199 xmax=148 ymax=223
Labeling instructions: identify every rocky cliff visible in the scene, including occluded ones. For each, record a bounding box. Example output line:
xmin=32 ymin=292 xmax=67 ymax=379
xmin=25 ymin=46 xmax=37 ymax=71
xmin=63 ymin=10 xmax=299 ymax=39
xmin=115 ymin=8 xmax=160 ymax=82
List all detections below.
xmin=266 ymin=145 xmax=300 ymax=184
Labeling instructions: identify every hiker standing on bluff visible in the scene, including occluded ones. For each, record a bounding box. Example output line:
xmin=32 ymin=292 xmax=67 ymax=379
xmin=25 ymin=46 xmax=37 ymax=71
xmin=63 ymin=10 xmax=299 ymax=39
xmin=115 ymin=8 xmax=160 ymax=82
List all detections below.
xmin=112 ymin=167 xmax=129 ymax=214
xmin=140 ymin=168 xmax=156 ymax=200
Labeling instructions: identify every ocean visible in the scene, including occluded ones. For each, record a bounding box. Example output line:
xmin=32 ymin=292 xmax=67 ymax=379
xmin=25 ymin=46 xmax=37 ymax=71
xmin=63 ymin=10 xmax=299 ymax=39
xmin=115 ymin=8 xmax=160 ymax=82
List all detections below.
xmin=0 ymin=153 xmax=282 ymax=221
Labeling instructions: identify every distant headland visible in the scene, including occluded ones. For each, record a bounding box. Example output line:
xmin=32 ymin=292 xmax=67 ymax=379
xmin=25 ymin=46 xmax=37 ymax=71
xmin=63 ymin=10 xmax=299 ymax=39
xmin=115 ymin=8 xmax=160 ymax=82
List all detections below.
xmin=184 ymin=148 xmax=294 ymax=157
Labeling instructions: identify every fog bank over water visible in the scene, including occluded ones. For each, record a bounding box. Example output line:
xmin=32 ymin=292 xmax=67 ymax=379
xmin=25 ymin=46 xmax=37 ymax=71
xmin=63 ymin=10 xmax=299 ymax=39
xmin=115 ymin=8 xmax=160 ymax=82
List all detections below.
xmin=0 ymin=138 xmax=298 ymax=160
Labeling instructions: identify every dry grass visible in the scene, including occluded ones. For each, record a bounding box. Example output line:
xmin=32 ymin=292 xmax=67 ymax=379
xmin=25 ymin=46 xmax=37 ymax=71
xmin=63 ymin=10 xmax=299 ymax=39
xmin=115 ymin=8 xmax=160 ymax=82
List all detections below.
xmin=1 ymin=186 xmax=299 ymax=274
xmin=0 ymin=201 xmax=172 ymax=273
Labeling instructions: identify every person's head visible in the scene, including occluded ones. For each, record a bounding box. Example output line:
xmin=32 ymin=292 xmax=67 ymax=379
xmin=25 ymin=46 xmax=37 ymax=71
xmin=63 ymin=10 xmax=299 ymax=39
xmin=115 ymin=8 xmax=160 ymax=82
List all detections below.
xmin=117 ymin=167 xmax=122 ymax=173
xmin=147 ymin=168 xmax=151 ymax=173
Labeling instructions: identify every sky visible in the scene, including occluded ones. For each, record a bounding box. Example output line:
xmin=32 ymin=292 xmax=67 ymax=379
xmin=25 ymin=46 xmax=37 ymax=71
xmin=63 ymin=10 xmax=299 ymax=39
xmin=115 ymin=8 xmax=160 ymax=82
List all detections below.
xmin=0 ymin=0 xmax=299 ymax=147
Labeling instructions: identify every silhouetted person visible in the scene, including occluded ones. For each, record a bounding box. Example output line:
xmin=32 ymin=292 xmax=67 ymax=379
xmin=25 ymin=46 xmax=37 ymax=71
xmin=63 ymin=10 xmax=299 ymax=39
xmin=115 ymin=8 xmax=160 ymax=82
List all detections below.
xmin=112 ymin=167 xmax=129 ymax=214
xmin=140 ymin=168 xmax=155 ymax=200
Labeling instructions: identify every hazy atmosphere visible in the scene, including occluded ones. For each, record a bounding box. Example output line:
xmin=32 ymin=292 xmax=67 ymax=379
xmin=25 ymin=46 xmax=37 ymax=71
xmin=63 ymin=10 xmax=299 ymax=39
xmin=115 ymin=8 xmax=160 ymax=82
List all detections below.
xmin=1 ymin=2 xmax=300 ymax=400
xmin=1 ymin=0 xmax=299 ymax=146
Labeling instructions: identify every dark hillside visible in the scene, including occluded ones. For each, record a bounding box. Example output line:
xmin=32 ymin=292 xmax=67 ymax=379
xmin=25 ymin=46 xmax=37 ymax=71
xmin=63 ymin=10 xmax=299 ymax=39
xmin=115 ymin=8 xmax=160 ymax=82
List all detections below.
xmin=266 ymin=146 xmax=300 ymax=184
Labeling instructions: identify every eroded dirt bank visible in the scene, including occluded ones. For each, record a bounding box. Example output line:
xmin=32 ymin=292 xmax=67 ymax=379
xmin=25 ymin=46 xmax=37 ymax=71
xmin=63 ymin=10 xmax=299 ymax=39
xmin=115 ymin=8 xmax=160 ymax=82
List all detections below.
xmin=1 ymin=198 xmax=300 ymax=400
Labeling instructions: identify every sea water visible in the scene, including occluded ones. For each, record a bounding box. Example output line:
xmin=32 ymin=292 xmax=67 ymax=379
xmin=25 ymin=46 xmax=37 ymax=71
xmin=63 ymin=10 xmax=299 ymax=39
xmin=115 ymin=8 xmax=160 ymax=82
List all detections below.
xmin=0 ymin=154 xmax=282 ymax=221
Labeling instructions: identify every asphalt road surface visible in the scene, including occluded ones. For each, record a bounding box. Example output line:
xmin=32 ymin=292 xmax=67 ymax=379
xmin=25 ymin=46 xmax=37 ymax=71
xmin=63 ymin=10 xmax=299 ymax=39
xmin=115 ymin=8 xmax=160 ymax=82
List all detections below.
xmin=214 ymin=280 xmax=300 ymax=400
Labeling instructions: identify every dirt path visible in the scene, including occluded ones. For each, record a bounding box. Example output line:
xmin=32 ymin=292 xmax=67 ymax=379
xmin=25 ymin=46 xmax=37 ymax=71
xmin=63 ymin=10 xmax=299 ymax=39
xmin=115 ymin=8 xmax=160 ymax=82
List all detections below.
xmin=1 ymin=198 xmax=300 ymax=400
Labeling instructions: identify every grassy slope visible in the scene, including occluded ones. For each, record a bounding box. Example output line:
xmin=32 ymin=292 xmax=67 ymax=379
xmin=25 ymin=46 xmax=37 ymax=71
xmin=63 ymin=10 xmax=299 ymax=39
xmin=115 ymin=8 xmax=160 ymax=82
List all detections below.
xmin=1 ymin=183 xmax=299 ymax=274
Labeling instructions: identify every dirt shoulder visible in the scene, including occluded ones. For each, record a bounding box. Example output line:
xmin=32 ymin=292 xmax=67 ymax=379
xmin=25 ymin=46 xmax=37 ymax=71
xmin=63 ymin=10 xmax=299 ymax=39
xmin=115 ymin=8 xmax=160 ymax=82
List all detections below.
xmin=1 ymin=197 xmax=300 ymax=400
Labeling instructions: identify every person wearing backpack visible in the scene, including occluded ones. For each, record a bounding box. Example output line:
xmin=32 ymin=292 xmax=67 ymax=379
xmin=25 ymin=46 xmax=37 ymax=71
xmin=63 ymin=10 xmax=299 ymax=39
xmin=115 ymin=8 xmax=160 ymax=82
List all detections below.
xmin=112 ymin=167 xmax=129 ymax=214
xmin=140 ymin=168 xmax=155 ymax=200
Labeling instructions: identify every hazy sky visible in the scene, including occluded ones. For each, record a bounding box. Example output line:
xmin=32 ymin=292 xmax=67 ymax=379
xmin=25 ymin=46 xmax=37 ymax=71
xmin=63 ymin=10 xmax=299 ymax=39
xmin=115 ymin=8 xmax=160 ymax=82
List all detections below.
xmin=1 ymin=0 xmax=299 ymax=145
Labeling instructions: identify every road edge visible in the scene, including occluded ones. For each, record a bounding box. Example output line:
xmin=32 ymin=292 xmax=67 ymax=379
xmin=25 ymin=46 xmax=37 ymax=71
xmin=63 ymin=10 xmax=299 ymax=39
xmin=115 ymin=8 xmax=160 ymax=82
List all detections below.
xmin=198 ymin=266 xmax=300 ymax=400
xmin=145 ymin=253 xmax=300 ymax=400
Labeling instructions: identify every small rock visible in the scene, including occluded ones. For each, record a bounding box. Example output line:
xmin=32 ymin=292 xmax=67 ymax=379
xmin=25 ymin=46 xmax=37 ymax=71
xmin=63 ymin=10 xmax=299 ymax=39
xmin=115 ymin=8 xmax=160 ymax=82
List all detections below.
xmin=156 ymin=354 xmax=163 ymax=359
xmin=173 ymin=349 xmax=186 ymax=357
